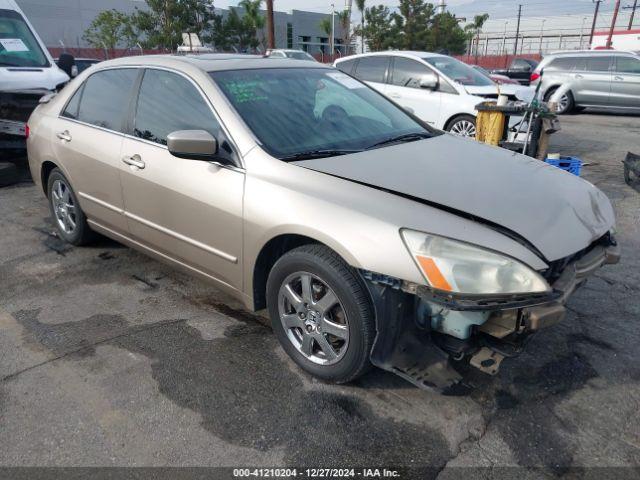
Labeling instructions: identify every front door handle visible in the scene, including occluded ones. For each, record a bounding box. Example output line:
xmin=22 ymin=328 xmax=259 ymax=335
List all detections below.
xmin=388 ymin=92 xmax=401 ymax=99
xmin=575 ymin=74 xmax=583 ymax=79
xmin=56 ymin=130 xmax=71 ymax=142
xmin=614 ymin=75 xmax=624 ymax=81
xmin=122 ymin=154 xmax=145 ymax=169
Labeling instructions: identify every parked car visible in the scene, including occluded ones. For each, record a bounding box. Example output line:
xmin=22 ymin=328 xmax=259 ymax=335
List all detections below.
xmin=532 ymin=50 xmax=640 ymax=114
xmin=1 ymin=0 xmax=69 ymax=148
xmin=471 ymin=64 xmax=520 ymax=85
xmin=334 ymin=51 xmax=533 ymax=138
xmin=267 ymin=49 xmax=317 ymax=62
xmin=27 ymin=56 xmax=619 ymax=391
xmin=491 ymin=58 xmax=539 ymax=85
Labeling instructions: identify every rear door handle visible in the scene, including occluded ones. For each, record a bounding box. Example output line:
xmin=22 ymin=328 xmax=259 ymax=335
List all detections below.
xmin=575 ymin=74 xmax=583 ymax=79
xmin=56 ymin=130 xmax=71 ymax=142
xmin=614 ymin=75 xmax=624 ymax=81
xmin=122 ymin=154 xmax=145 ymax=169
xmin=388 ymin=93 xmax=401 ymax=99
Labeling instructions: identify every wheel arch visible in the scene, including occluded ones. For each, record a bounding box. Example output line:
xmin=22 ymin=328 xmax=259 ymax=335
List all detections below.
xmin=251 ymin=232 xmax=360 ymax=311
xmin=40 ymin=160 xmax=59 ymax=196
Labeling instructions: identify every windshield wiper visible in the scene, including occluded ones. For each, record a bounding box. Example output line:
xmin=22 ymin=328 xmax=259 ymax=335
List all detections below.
xmin=280 ymin=149 xmax=361 ymax=162
xmin=366 ymin=132 xmax=432 ymax=150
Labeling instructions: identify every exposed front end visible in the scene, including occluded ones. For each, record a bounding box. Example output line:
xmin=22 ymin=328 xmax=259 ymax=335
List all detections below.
xmin=362 ymin=232 xmax=620 ymax=393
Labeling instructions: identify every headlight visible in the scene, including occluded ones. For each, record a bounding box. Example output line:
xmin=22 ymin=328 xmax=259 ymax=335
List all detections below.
xmin=401 ymin=229 xmax=550 ymax=295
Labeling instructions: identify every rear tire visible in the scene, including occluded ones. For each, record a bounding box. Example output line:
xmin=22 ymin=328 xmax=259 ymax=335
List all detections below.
xmin=266 ymin=244 xmax=375 ymax=383
xmin=446 ymin=115 xmax=477 ymax=138
xmin=47 ymin=168 xmax=95 ymax=246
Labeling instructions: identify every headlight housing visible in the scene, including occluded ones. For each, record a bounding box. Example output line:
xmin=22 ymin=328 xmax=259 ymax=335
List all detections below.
xmin=401 ymin=229 xmax=550 ymax=295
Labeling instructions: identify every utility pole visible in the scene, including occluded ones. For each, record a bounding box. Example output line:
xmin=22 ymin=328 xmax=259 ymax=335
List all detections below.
xmin=589 ymin=0 xmax=603 ymax=47
xmin=331 ymin=3 xmax=335 ymax=61
xmin=266 ymin=0 xmax=275 ymax=50
xmin=513 ymin=4 xmax=522 ymax=55
xmin=625 ymin=0 xmax=639 ymax=29
xmin=606 ymin=0 xmax=621 ymax=48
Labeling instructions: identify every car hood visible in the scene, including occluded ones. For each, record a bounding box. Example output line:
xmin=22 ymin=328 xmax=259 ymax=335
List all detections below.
xmin=293 ymin=134 xmax=615 ymax=263
xmin=465 ymin=84 xmax=534 ymax=102
xmin=0 ymin=66 xmax=69 ymax=91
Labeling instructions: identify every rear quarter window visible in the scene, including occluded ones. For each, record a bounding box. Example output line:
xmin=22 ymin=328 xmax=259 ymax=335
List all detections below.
xmin=336 ymin=58 xmax=356 ymax=74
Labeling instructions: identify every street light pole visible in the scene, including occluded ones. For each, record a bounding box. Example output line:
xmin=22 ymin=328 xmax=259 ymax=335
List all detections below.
xmin=579 ymin=17 xmax=587 ymax=49
xmin=331 ymin=3 xmax=335 ymax=60
xmin=539 ymin=19 xmax=546 ymax=53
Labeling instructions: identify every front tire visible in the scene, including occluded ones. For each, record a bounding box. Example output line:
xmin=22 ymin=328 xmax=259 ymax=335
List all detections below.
xmin=47 ymin=168 xmax=95 ymax=245
xmin=545 ymin=87 xmax=575 ymax=114
xmin=446 ymin=115 xmax=477 ymax=138
xmin=266 ymin=244 xmax=375 ymax=383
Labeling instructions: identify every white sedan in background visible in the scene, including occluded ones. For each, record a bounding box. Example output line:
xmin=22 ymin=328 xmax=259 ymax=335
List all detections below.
xmin=335 ymin=51 xmax=534 ymax=137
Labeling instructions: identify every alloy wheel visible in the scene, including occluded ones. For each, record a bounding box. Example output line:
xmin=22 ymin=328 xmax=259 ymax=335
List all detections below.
xmin=450 ymin=119 xmax=476 ymax=137
xmin=51 ymin=179 xmax=77 ymax=234
xmin=278 ymin=272 xmax=349 ymax=365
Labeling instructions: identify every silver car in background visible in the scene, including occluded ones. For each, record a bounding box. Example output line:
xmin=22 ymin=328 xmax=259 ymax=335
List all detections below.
xmin=532 ymin=50 xmax=640 ymax=114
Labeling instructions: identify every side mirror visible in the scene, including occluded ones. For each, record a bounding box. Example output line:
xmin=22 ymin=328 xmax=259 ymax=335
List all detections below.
xmin=419 ymin=73 xmax=438 ymax=90
xmin=167 ymin=130 xmax=218 ymax=161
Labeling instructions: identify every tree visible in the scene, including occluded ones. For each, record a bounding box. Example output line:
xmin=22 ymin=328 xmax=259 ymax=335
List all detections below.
xmin=238 ymin=0 xmax=266 ymax=50
xmin=131 ymin=0 xmax=216 ymax=50
xmin=361 ymin=1 xmax=470 ymax=54
xmin=464 ymin=13 xmax=490 ymax=59
xmin=83 ymin=9 xmax=136 ymax=52
xmin=362 ymin=5 xmax=393 ymax=51
xmin=337 ymin=10 xmax=352 ymax=54
xmin=318 ymin=17 xmax=332 ymax=54
xmin=355 ymin=0 xmax=366 ymax=52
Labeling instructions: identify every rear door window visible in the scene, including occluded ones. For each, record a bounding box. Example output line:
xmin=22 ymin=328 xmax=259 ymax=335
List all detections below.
xmin=547 ymin=57 xmax=577 ymax=71
xmin=615 ymin=56 xmax=640 ymax=74
xmin=586 ymin=56 xmax=613 ymax=73
xmin=76 ymin=69 xmax=138 ymax=132
xmin=335 ymin=58 xmax=356 ymax=74
xmin=353 ymin=56 xmax=389 ymax=83
xmin=133 ymin=68 xmax=222 ymax=146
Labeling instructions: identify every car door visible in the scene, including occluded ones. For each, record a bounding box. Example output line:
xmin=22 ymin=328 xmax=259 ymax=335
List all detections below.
xmin=611 ymin=56 xmax=640 ymax=109
xmin=351 ymin=56 xmax=390 ymax=95
xmin=576 ymin=56 xmax=613 ymax=106
xmin=119 ymin=68 xmax=244 ymax=291
xmin=52 ymin=68 xmax=138 ymax=232
xmin=385 ymin=56 xmax=442 ymax=126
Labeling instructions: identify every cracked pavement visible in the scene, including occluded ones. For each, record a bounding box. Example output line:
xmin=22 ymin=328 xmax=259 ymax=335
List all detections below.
xmin=0 ymin=111 xmax=639 ymax=477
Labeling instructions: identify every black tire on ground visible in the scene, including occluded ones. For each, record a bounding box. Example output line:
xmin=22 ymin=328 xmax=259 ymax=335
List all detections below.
xmin=544 ymin=87 xmax=575 ymax=115
xmin=46 ymin=168 xmax=95 ymax=246
xmin=0 ymin=161 xmax=19 ymax=187
xmin=445 ymin=115 xmax=477 ymax=137
xmin=266 ymin=244 xmax=375 ymax=384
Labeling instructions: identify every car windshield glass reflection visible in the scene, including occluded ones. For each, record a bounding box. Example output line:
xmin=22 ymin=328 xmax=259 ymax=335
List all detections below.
xmin=210 ymin=68 xmax=434 ymax=160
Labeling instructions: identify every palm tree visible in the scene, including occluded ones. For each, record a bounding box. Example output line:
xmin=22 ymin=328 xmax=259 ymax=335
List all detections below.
xmin=464 ymin=13 xmax=489 ymax=61
xmin=337 ymin=10 xmax=351 ymax=55
xmin=239 ymin=0 xmax=266 ymax=51
xmin=319 ymin=17 xmax=332 ymax=56
xmin=355 ymin=0 xmax=366 ymax=53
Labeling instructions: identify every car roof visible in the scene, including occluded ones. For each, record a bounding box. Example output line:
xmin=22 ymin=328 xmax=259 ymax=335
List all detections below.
xmin=546 ymin=49 xmax=639 ymax=57
xmin=335 ymin=51 xmax=447 ymax=63
xmin=91 ymin=54 xmax=331 ymax=73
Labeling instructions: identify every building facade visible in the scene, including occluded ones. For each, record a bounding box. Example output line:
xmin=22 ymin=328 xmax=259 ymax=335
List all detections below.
xmin=15 ymin=0 xmax=349 ymax=58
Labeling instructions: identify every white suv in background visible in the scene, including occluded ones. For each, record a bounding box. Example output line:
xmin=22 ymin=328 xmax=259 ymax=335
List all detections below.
xmin=335 ymin=51 xmax=533 ymax=137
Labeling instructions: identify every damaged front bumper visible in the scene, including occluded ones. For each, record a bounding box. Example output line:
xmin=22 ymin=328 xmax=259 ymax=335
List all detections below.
xmin=361 ymin=240 xmax=620 ymax=393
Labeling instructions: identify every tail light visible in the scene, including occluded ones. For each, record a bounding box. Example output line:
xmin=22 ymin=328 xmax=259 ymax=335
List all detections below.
xmin=530 ymin=72 xmax=540 ymax=83
xmin=25 ymin=124 xmax=30 ymax=139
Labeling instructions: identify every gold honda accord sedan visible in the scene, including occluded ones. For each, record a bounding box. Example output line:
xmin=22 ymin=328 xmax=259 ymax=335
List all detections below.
xmin=27 ymin=55 xmax=619 ymax=392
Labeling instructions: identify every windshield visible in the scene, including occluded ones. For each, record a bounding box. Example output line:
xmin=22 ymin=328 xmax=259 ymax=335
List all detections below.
xmin=424 ymin=56 xmax=493 ymax=87
xmin=211 ymin=68 xmax=434 ymax=159
xmin=0 ymin=9 xmax=49 ymax=67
